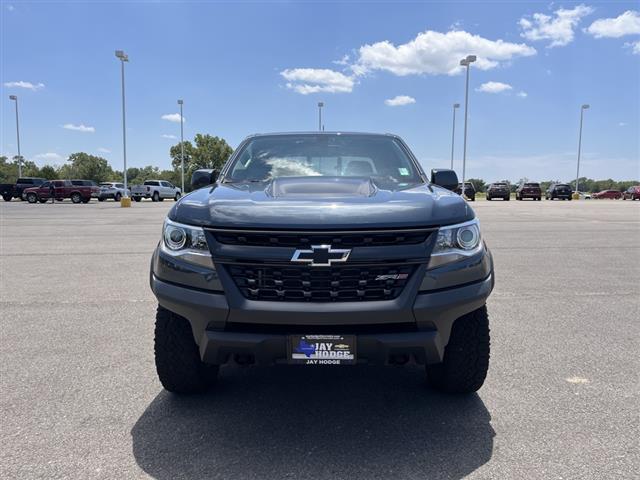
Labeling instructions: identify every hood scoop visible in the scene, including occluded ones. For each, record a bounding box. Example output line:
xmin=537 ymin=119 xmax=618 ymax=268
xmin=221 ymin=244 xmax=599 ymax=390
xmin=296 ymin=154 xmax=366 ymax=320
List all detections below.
xmin=267 ymin=176 xmax=377 ymax=198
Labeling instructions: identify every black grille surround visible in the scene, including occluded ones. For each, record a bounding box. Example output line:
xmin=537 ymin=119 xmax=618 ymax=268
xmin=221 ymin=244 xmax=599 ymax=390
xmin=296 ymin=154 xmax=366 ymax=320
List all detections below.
xmin=225 ymin=263 xmax=418 ymax=302
xmin=209 ymin=228 xmax=432 ymax=248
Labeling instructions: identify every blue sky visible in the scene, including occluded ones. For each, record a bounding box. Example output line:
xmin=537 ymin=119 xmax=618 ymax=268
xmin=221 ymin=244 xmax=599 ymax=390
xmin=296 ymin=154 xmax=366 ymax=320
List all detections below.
xmin=1 ymin=0 xmax=639 ymax=182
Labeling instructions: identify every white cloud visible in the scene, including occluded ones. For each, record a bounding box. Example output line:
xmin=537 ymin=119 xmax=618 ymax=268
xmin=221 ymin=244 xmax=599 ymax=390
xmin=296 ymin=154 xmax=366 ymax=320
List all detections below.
xmin=34 ymin=152 xmax=62 ymax=161
xmin=161 ymin=134 xmax=178 ymax=139
xmin=618 ymin=122 xmax=628 ymax=127
xmin=333 ymin=54 xmax=350 ymax=66
xmin=517 ymin=91 xmax=528 ymax=98
xmin=586 ymin=10 xmax=640 ymax=38
xmin=384 ymin=95 xmax=416 ymax=106
xmin=354 ymin=30 xmax=535 ymax=76
xmin=6 ymin=4 xmax=15 ymax=11
xmin=519 ymin=4 xmax=594 ymax=47
xmin=280 ymin=68 xmax=355 ymax=94
xmin=62 ymin=123 xmax=95 ymax=133
xmin=4 ymin=81 xmax=45 ymax=90
xmin=630 ymin=40 xmax=640 ymax=54
xmin=476 ymin=81 xmax=513 ymax=93
xmin=161 ymin=113 xmax=185 ymax=123
xmin=97 ymin=147 xmax=111 ymax=153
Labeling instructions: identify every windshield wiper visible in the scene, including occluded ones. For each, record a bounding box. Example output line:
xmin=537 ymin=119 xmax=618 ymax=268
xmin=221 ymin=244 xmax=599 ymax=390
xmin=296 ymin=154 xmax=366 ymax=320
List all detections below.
xmin=223 ymin=178 xmax=266 ymax=184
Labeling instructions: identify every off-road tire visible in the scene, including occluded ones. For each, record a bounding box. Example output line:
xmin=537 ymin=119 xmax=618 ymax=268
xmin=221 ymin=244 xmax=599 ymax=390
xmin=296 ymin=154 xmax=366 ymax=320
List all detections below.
xmin=154 ymin=306 xmax=219 ymax=394
xmin=133 ymin=196 xmax=141 ymax=202
xmin=27 ymin=193 xmax=37 ymax=203
xmin=114 ymin=193 xmax=122 ymax=202
xmin=2 ymin=195 xmax=11 ymax=202
xmin=486 ymin=195 xmax=491 ymax=201
xmin=152 ymin=192 xmax=160 ymax=202
xmin=426 ymin=305 xmax=490 ymax=394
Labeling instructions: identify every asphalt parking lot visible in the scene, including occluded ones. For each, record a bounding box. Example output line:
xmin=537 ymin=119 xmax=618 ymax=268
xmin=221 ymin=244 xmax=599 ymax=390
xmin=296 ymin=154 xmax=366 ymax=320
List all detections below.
xmin=1 ymin=199 xmax=639 ymax=479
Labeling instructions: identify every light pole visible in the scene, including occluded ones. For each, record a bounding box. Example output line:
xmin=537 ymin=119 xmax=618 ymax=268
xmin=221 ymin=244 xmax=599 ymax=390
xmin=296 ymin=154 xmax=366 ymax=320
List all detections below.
xmin=9 ymin=95 xmax=22 ymax=177
xmin=575 ymin=104 xmax=590 ymax=196
xmin=318 ymin=102 xmax=324 ymax=131
xmin=178 ymin=99 xmax=185 ymax=193
xmin=450 ymin=103 xmax=460 ymax=170
xmin=115 ymin=50 xmax=129 ymax=204
xmin=460 ymin=55 xmax=476 ymax=199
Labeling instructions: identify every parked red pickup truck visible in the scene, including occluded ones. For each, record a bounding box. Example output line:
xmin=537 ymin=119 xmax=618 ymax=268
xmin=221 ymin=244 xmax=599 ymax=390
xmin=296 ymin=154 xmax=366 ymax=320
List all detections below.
xmin=23 ymin=180 xmax=93 ymax=204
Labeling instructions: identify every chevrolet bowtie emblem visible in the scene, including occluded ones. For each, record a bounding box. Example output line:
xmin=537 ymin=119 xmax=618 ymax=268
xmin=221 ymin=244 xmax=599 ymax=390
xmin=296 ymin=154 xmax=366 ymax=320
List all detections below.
xmin=291 ymin=245 xmax=351 ymax=267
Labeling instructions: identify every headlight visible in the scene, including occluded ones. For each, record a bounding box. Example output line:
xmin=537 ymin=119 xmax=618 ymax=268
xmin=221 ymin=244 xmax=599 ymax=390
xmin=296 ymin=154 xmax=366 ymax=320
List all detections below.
xmin=160 ymin=218 xmax=213 ymax=268
xmin=428 ymin=218 xmax=483 ymax=269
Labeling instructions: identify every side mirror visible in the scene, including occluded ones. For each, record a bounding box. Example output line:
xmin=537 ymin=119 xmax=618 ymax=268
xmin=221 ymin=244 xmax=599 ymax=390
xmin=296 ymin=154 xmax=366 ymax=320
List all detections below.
xmin=430 ymin=169 xmax=459 ymax=191
xmin=190 ymin=169 xmax=219 ymax=190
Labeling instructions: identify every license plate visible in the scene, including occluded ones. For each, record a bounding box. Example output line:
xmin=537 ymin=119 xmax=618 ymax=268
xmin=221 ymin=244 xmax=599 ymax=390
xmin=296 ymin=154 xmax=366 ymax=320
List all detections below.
xmin=288 ymin=334 xmax=356 ymax=365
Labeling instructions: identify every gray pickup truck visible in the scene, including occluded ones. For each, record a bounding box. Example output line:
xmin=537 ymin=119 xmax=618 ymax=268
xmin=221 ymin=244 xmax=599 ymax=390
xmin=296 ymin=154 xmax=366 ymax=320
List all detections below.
xmin=131 ymin=180 xmax=181 ymax=202
xmin=150 ymin=132 xmax=494 ymax=395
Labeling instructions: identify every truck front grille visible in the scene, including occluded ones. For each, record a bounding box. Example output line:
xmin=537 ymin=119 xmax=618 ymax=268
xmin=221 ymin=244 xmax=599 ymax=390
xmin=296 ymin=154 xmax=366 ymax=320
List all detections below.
xmin=210 ymin=229 xmax=431 ymax=248
xmin=225 ymin=264 xmax=417 ymax=302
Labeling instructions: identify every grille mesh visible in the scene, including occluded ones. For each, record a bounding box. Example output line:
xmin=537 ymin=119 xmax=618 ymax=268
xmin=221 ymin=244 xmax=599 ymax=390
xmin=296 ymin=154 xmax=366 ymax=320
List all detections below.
xmin=226 ymin=264 xmax=417 ymax=302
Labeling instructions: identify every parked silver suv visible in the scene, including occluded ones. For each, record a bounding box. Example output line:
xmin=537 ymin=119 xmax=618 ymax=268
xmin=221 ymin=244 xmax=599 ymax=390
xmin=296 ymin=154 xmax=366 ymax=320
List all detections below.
xmin=98 ymin=182 xmax=131 ymax=202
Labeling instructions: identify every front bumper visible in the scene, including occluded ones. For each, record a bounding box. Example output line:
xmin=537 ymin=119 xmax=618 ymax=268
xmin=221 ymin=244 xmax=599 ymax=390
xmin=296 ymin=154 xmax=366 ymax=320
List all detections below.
xmin=150 ymin=245 xmax=494 ymax=366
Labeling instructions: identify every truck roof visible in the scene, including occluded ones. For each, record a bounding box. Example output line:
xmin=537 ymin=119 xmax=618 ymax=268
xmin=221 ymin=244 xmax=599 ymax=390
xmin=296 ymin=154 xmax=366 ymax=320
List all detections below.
xmin=242 ymin=131 xmax=401 ymax=141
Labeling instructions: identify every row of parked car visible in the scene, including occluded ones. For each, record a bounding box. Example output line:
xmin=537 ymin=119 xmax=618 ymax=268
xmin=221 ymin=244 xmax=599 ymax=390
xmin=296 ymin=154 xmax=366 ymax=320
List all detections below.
xmin=0 ymin=178 xmax=182 ymax=203
xmin=454 ymin=182 xmax=640 ymax=202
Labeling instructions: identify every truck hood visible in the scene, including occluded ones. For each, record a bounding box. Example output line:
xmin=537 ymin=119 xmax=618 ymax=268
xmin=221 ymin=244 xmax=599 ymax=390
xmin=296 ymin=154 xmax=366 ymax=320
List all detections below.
xmin=169 ymin=177 xmax=474 ymax=229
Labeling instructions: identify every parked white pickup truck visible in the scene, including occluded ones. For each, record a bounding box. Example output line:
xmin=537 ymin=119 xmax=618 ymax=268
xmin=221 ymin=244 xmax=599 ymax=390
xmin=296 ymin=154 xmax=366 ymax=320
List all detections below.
xmin=130 ymin=180 xmax=182 ymax=202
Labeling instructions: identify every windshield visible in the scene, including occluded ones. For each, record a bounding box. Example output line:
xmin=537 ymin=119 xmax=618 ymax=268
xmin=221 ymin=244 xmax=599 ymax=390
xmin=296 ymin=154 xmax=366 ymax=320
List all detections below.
xmin=524 ymin=183 xmax=540 ymax=187
xmin=225 ymin=134 xmax=423 ymax=188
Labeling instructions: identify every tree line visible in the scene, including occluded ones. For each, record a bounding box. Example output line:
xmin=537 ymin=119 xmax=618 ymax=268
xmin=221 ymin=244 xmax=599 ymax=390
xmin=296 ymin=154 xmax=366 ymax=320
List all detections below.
xmin=0 ymin=133 xmax=233 ymax=192
xmin=1 ymin=137 xmax=636 ymax=194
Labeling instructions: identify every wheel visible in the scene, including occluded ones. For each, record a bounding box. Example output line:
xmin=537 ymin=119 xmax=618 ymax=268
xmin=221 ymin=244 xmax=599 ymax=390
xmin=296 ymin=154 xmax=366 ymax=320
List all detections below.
xmin=2 ymin=194 xmax=11 ymax=202
xmin=82 ymin=198 xmax=90 ymax=204
xmin=159 ymin=197 xmax=165 ymax=202
xmin=537 ymin=197 xmax=541 ymax=201
xmin=71 ymin=193 xmax=82 ymax=204
xmin=469 ymin=196 xmax=475 ymax=202
xmin=174 ymin=193 xmax=181 ymax=201
xmin=133 ymin=196 xmax=141 ymax=202
xmin=152 ymin=192 xmax=160 ymax=202
xmin=27 ymin=193 xmax=38 ymax=204
xmin=426 ymin=305 xmax=490 ymax=394
xmin=486 ymin=195 xmax=491 ymax=201
xmin=114 ymin=192 xmax=122 ymax=202
xmin=567 ymin=197 xmax=571 ymax=201
xmin=154 ymin=306 xmax=219 ymax=394
xmin=505 ymin=196 xmax=510 ymax=201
